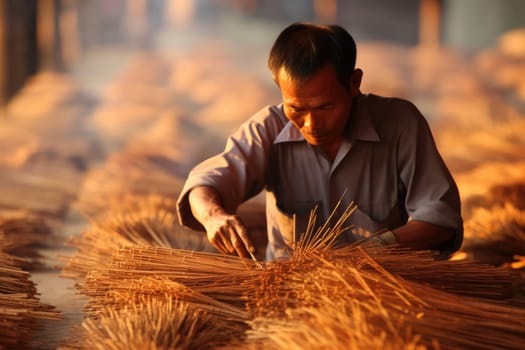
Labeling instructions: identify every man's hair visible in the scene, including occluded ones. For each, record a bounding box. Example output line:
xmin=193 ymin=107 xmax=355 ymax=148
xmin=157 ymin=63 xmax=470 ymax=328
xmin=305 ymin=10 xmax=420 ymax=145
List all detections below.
xmin=268 ymin=22 xmax=357 ymax=88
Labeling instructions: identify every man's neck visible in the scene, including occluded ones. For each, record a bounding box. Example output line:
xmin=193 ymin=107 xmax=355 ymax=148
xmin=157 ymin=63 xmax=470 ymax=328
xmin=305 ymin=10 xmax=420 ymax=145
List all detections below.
xmin=322 ymin=141 xmax=342 ymax=162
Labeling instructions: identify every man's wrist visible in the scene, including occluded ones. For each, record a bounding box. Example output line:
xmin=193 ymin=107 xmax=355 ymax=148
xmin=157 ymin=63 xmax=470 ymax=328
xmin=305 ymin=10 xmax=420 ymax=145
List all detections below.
xmin=377 ymin=230 xmax=398 ymax=245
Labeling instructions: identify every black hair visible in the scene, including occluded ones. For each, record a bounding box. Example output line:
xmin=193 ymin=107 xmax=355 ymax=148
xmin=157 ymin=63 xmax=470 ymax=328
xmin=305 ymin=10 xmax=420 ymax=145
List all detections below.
xmin=268 ymin=22 xmax=357 ymax=88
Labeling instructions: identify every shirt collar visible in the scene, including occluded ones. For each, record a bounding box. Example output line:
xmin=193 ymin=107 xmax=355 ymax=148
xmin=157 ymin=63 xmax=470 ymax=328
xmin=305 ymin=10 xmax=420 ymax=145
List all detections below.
xmin=349 ymin=94 xmax=380 ymax=142
xmin=274 ymin=118 xmax=304 ymax=143
xmin=273 ymin=95 xmax=380 ymax=145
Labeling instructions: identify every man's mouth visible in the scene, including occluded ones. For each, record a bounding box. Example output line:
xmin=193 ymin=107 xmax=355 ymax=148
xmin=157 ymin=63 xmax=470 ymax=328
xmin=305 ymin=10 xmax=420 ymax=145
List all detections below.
xmin=307 ymin=132 xmax=326 ymax=143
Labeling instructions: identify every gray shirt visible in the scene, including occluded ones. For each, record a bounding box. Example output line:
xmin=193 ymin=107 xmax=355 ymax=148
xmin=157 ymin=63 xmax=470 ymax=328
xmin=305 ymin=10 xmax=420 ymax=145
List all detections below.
xmin=177 ymin=94 xmax=463 ymax=260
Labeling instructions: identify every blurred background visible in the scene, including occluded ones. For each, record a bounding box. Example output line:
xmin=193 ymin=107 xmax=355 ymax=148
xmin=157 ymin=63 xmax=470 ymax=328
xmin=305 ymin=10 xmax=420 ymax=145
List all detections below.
xmin=1 ymin=0 xmax=525 ymax=349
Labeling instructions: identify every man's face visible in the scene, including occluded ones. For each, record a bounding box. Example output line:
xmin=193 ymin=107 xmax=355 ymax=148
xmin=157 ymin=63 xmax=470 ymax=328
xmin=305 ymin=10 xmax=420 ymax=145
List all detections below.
xmin=277 ymin=64 xmax=361 ymax=148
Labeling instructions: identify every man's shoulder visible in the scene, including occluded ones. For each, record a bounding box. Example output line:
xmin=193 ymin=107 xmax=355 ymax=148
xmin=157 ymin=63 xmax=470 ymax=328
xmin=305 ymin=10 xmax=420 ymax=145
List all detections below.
xmin=240 ymin=104 xmax=289 ymax=135
xmin=363 ymin=93 xmax=425 ymax=123
xmin=364 ymin=93 xmax=419 ymax=112
xmin=248 ymin=104 xmax=287 ymax=124
xmin=227 ymin=104 xmax=288 ymax=143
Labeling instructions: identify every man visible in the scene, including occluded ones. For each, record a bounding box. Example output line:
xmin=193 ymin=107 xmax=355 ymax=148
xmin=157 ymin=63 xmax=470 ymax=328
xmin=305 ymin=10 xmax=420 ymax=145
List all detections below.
xmin=176 ymin=22 xmax=463 ymax=261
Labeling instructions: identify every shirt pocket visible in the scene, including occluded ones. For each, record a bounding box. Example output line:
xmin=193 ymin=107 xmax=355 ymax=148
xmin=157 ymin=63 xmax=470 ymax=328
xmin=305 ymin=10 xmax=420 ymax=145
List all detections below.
xmin=274 ymin=200 xmax=320 ymax=245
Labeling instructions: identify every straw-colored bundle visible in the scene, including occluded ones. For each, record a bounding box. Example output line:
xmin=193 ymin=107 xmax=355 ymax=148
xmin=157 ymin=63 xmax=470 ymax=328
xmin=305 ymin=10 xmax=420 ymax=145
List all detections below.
xmin=61 ymin=194 xmax=213 ymax=280
xmin=243 ymin=298 xmax=426 ymax=350
xmin=454 ymin=161 xmax=525 ymax=213
xmin=332 ymin=245 xmax=518 ymax=299
xmin=64 ymin=251 xmax=254 ymax=348
xmin=71 ymin=243 xmax=525 ymax=349
xmin=79 ymin=247 xmax=260 ymax=308
xmin=0 ymin=69 xmax=97 ymax=177
xmin=0 ymin=213 xmax=62 ymax=349
xmin=244 ymin=247 xmax=525 ymax=349
xmin=435 ymin=119 xmax=525 ymax=174
xmin=74 ymin=150 xmax=185 ymax=219
xmin=64 ymin=202 xmax=525 ymax=349
xmin=82 ymin=276 xmax=248 ymax=324
xmin=0 ymin=252 xmax=62 ymax=349
xmin=0 ymin=165 xmax=78 ymax=217
xmin=0 ymin=214 xmax=55 ymax=270
xmin=486 ymin=183 xmax=525 ymax=210
xmin=246 ymin=245 xmax=518 ymax=314
xmin=89 ymin=102 xmax=164 ymax=150
xmin=77 ymin=296 xmax=235 ymax=350
xmin=462 ymin=203 xmax=525 ymax=266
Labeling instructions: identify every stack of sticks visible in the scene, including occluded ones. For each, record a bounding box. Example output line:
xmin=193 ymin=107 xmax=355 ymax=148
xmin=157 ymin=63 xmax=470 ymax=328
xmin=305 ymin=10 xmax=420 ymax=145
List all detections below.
xmin=61 ymin=194 xmax=214 ymax=280
xmin=60 ymin=202 xmax=525 ymax=349
xmin=1 ymin=252 xmax=62 ymax=349
xmin=79 ymin=296 xmax=233 ymax=350
xmin=462 ymin=202 xmax=525 ymax=266
xmin=0 ymin=214 xmax=56 ymax=270
xmin=73 ymin=151 xmax=185 ymax=220
xmin=0 ymin=215 xmax=62 ymax=349
xmin=0 ymin=166 xmax=77 ymax=217
xmin=245 ymin=245 xmax=525 ymax=349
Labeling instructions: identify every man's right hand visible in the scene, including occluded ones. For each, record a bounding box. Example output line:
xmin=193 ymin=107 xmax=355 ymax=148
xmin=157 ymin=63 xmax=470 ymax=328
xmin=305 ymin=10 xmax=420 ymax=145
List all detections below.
xmin=188 ymin=186 xmax=256 ymax=258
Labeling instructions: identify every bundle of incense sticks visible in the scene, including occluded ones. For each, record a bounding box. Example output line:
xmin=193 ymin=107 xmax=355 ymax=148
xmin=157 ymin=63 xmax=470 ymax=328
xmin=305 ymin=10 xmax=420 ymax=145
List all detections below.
xmin=244 ymin=249 xmax=525 ymax=349
xmin=0 ymin=215 xmax=54 ymax=270
xmin=72 ymin=243 xmax=525 ymax=349
xmin=65 ymin=202 xmax=525 ymax=348
xmin=0 ymin=252 xmax=62 ymax=349
xmin=0 ymin=164 xmax=78 ymax=217
xmin=329 ymin=244 xmax=518 ymax=299
xmin=74 ymin=150 xmax=184 ymax=218
xmin=61 ymin=195 xmax=213 ymax=280
xmin=82 ymin=276 xmax=249 ymax=323
xmin=72 ymin=296 xmax=240 ymax=350
xmin=76 ymin=192 xmax=180 ymax=221
xmin=79 ymin=247 xmax=260 ymax=309
xmin=462 ymin=202 xmax=525 ymax=266
xmin=243 ymin=298 xmax=426 ymax=350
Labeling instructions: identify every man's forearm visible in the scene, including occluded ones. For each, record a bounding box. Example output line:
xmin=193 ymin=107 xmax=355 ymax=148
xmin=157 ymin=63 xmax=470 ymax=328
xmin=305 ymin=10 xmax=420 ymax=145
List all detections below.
xmin=391 ymin=220 xmax=454 ymax=250
xmin=188 ymin=186 xmax=227 ymax=226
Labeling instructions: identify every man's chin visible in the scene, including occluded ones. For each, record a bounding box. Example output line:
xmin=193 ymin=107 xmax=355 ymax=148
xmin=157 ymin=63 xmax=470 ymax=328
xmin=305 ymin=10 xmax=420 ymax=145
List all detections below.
xmin=305 ymin=137 xmax=325 ymax=146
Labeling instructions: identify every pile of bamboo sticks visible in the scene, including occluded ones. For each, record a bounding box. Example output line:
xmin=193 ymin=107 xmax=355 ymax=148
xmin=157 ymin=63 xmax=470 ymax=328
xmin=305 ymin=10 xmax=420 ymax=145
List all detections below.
xmin=79 ymin=296 xmax=232 ymax=350
xmin=0 ymin=166 xmax=78 ymax=217
xmin=73 ymin=151 xmax=185 ymax=220
xmin=0 ymin=248 xmax=62 ymax=349
xmin=245 ymin=246 xmax=525 ymax=349
xmin=462 ymin=202 xmax=525 ymax=267
xmin=62 ymin=243 xmax=525 ymax=349
xmin=61 ymin=194 xmax=214 ymax=280
xmin=0 ymin=214 xmax=55 ymax=270
xmin=60 ymin=202 xmax=525 ymax=349
xmin=0 ymin=214 xmax=63 ymax=349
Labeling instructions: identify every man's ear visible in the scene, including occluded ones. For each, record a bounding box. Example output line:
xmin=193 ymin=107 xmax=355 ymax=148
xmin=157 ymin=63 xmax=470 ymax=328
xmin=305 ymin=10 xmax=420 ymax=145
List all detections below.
xmin=350 ymin=68 xmax=363 ymax=92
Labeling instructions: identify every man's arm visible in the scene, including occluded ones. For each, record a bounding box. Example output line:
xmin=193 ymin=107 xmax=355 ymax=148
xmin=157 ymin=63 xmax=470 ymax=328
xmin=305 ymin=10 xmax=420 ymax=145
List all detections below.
xmin=188 ymin=186 xmax=256 ymax=258
xmin=390 ymin=221 xmax=454 ymax=250
xmin=393 ymin=100 xmax=463 ymax=255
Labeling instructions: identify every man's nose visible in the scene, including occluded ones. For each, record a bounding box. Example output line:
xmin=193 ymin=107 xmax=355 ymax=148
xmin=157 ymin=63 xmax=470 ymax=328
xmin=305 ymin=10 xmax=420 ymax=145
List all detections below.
xmin=303 ymin=112 xmax=317 ymax=130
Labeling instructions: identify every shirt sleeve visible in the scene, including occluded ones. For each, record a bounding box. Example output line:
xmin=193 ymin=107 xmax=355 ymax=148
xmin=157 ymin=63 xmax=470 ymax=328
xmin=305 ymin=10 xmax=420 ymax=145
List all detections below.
xmin=176 ymin=106 xmax=283 ymax=231
xmin=396 ymin=101 xmax=463 ymax=255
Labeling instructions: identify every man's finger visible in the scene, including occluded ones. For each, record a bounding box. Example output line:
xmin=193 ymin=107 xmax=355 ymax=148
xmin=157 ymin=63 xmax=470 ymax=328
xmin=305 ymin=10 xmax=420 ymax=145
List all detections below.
xmin=227 ymin=231 xmax=250 ymax=258
xmin=218 ymin=227 xmax=236 ymax=254
xmin=232 ymin=221 xmax=256 ymax=254
xmin=212 ymin=237 xmax=229 ymax=254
